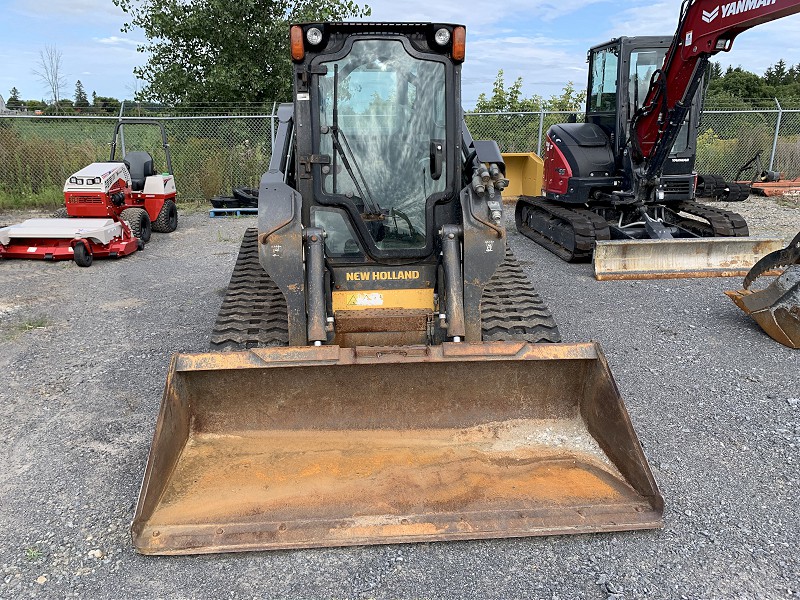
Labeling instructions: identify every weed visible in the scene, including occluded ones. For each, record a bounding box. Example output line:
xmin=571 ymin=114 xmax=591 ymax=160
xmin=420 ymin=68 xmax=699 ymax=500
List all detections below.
xmin=15 ymin=316 xmax=50 ymax=333
xmin=24 ymin=547 xmax=42 ymax=561
xmin=216 ymin=229 xmax=237 ymax=243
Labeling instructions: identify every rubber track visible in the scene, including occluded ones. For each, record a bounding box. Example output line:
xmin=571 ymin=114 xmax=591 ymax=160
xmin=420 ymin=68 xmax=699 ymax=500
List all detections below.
xmin=481 ymin=248 xmax=562 ymax=343
xmin=211 ymin=230 xmax=562 ymax=348
xmin=677 ymin=201 xmax=749 ymax=237
xmin=210 ymin=228 xmax=289 ymax=349
xmin=515 ymin=197 xmax=603 ymax=262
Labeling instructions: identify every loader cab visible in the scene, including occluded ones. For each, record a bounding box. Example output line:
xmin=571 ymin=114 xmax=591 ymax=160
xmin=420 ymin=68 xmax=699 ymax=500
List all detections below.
xmin=291 ymin=22 xmax=464 ymax=262
xmin=587 ymin=36 xmax=701 ymax=177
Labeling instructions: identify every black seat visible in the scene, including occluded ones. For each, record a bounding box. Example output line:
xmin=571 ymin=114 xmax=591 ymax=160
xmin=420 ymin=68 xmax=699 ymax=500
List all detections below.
xmin=124 ymin=152 xmax=155 ymax=191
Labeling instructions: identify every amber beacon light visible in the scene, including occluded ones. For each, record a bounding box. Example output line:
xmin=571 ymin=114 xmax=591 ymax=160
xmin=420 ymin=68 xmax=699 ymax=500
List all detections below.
xmin=452 ymin=26 xmax=466 ymax=62
xmin=291 ymin=25 xmax=305 ymax=61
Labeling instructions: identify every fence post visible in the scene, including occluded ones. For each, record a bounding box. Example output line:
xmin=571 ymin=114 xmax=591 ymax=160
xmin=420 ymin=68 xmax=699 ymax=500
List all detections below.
xmin=769 ymin=97 xmax=782 ymax=172
xmin=270 ymin=101 xmax=277 ymax=147
xmin=536 ymin=109 xmax=545 ymax=156
xmin=118 ymin=101 xmax=126 ymax=156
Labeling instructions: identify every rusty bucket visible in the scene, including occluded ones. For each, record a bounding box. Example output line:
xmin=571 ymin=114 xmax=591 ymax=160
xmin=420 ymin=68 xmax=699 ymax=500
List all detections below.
xmin=726 ymin=265 xmax=800 ymax=348
xmin=131 ymin=341 xmax=662 ymax=554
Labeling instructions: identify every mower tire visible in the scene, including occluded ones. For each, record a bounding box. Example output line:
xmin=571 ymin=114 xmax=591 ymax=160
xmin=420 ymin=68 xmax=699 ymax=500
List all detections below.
xmin=152 ymin=199 xmax=178 ymax=233
xmin=121 ymin=208 xmax=152 ymax=244
xmin=73 ymin=242 xmax=92 ymax=267
xmin=52 ymin=207 xmax=69 ymax=218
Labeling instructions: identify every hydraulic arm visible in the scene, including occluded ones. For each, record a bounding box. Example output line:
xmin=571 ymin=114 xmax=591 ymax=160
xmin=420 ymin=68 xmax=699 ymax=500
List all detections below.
xmin=631 ymin=0 xmax=800 ymax=200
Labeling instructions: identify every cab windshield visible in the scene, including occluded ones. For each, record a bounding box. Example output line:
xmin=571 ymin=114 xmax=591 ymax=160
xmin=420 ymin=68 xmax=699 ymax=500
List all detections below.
xmin=316 ymin=39 xmax=447 ymax=251
xmin=629 ymin=48 xmax=690 ymax=154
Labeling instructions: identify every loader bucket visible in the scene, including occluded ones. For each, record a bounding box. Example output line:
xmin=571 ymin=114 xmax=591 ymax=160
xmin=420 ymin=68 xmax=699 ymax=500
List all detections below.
xmin=593 ymin=237 xmax=785 ymax=280
xmin=501 ymin=152 xmax=544 ymax=197
xmin=132 ymin=341 xmax=662 ymax=555
xmin=725 ymin=266 xmax=800 ymax=349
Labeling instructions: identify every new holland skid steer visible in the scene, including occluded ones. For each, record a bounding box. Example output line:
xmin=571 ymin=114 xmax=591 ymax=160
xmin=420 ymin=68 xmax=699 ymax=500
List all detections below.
xmin=515 ymin=0 xmax=799 ymax=279
xmin=132 ymin=22 xmax=662 ymax=555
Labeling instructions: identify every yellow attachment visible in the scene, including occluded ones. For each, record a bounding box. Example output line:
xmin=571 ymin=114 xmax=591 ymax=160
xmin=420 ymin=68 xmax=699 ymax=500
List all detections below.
xmin=332 ymin=288 xmax=434 ymax=311
xmin=501 ymin=152 xmax=544 ymax=197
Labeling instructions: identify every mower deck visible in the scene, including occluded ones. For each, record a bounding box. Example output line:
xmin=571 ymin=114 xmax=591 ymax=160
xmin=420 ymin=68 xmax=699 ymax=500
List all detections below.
xmin=0 ymin=218 xmax=139 ymax=262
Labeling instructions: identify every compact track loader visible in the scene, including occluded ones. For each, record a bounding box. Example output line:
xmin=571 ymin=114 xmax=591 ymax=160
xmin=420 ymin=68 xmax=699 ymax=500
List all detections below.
xmin=132 ymin=22 xmax=662 ymax=555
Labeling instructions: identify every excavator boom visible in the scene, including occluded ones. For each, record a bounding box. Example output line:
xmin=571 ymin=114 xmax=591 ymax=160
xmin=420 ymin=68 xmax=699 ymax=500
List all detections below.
xmin=633 ymin=0 xmax=800 ymax=181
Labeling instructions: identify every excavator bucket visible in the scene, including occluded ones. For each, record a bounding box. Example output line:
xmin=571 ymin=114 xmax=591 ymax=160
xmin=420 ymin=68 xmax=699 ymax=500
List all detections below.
xmin=593 ymin=237 xmax=785 ymax=280
xmin=131 ymin=341 xmax=662 ymax=555
xmin=725 ymin=269 xmax=800 ymax=348
xmin=500 ymin=152 xmax=544 ymax=197
xmin=725 ymin=232 xmax=800 ymax=348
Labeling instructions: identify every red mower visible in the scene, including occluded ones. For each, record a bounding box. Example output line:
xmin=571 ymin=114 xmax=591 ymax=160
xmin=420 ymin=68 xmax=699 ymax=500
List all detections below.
xmin=0 ymin=120 xmax=178 ymax=267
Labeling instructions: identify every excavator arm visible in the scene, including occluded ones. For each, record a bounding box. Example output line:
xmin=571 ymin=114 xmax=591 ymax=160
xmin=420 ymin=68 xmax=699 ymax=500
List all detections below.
xmin=631 ymin=0 xmax=800 ymax=195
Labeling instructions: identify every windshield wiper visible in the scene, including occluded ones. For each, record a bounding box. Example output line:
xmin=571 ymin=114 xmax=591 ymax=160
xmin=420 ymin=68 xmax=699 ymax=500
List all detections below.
xmin=330 ymin=64 xmax=383 ymax=217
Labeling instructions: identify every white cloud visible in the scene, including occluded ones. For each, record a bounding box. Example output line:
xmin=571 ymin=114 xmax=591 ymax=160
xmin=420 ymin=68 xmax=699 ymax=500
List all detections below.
xmin=10 ymin=0 xmax=124 ymax=20
xmin=95 ymin=36 xmax=140 ymax=47
xmin=363 ymin=0 xmax=609 ymax=29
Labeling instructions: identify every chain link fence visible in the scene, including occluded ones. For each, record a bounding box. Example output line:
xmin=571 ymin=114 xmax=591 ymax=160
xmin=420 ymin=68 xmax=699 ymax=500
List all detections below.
xmin=466 ymin=106 xmax=800 ymax=181
xmin=2 ymin=104 xmax=799 ymax=208
xmin=0 ymin=108 xmax=277 ymax=208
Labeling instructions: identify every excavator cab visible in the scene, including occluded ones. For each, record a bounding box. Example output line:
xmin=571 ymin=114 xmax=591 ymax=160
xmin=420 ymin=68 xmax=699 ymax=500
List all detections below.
xmin=586 ymin=37 xmax=701 ymax=200
xmin=131 ymin=23 xmax=662 ymax=554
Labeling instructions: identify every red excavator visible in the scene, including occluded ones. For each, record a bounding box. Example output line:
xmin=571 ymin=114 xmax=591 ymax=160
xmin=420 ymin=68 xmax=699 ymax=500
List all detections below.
xmin=516 ymin=0 xmax=799 ymax=279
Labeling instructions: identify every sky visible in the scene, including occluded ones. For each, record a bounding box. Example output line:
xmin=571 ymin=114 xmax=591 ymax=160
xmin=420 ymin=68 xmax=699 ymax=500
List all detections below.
xmin=1 ymin=0 xmax=799 ymax=109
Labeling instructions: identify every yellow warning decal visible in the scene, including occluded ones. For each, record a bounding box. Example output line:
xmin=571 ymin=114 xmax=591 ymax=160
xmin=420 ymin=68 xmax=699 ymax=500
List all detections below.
xmin=332 ymin=288 xmax=434 ymax=311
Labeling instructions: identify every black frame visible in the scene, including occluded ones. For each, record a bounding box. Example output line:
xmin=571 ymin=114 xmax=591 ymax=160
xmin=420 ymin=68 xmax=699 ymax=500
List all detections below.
xmin=292 ymin=22 xmax=463 ymax=262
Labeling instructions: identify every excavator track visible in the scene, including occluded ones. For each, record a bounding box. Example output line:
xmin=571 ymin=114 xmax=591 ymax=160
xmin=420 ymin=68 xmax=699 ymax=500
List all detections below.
xmin=212 ymin=229 xmax=561 ymax=348
xmin=210 ymin=228 xmax=289 ymax=349
xmin=676 ymin=201 xmax=749 ymax=237
xmin=515 ymin=196 xmax=609 ymax=262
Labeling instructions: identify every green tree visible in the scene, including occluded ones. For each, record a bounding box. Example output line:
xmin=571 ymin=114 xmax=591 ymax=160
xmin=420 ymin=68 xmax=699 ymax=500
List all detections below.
xmin=764 ymin=59 xmax=788 ymax=86
xmin=470 ymin=71 xmax=587 ymax=152
xmin=74 ymin=80 xmax=89 ymax=109
xmin=6 ymin=87 xmax=22 ymax=110
xmin=475 ymin=70 xmax=543 ymax=112
xmin=23 ymin=99 xmax=47 ymax=112
xmin=93 ymin=95 xmax=121 ymax=114
xmin=114 ymin=0 xmax=371 ymax=105
xmin=474 ymin=71 xmax=585 ymax=113
xmin=707 ymin=67 xmax=767 ymax=101
xmin=544 ymin=81 xmax=586 ymax=112
xmin=708 ymin=62 xmax=723 ymax=81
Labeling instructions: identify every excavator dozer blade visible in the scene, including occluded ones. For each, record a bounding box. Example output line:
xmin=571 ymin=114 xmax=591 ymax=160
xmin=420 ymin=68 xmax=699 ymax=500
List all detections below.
xmin=725 ymin=266 xmax=800 ymax=349
xmin=593 ymin=237 xmax=785 ymax=280
xmin=132 ymin=341 xmax=662 ymax=555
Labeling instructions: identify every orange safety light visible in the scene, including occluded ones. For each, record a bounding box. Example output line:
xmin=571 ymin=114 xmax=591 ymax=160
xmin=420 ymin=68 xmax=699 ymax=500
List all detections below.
xmin=290 ymin=25 xmax=305 ymax=61
xmin=452 ymin=26 xmax=466 ymax=62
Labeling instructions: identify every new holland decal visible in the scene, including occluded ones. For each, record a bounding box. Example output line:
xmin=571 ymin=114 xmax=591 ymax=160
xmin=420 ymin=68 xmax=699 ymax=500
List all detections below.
xmin=345 ymin=270 xmax=421 ymax=281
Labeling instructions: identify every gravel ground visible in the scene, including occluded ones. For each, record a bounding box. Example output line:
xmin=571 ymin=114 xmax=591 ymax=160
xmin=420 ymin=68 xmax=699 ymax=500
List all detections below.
xmin=0 ymin=198 xmax=798 ymax=599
